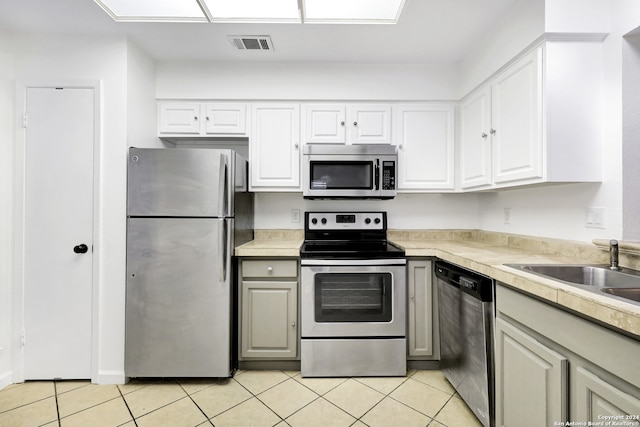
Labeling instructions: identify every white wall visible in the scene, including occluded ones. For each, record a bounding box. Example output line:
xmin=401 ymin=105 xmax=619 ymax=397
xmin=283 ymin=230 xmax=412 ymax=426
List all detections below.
xmin=545 ymin=0 xmax=611 ymax=34
xmin=254 ymin=193 xmax=479 ymax=230
xmin=457 ymin=0 xmax=546 ymax=97
xmin=126 ymin=41 xmax=163 ymax=150
xmin=156 ymin=62 xmax=460 ymax=101
xmin=0 ymin=30 xmax=15 ymax=388
xmin=618 ymin=0 xmax=640 ymax=241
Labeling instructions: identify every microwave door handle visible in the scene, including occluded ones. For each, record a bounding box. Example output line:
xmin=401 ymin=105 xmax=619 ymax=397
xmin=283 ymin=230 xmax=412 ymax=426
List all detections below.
xmin=374 ymin=159 xmax=380 ymax=191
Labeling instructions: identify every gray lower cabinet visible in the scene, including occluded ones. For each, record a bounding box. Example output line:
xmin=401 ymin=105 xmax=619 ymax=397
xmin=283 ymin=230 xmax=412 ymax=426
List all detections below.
xmin=494 ymin=317 xmax=568 ymax=426
xmin=496 ymin=284 xmax=640 ymax=426
xmin=239 ymin=259 xmax=298 ymax=360
xmin=407 ymin=259 xmax=439 ymax=360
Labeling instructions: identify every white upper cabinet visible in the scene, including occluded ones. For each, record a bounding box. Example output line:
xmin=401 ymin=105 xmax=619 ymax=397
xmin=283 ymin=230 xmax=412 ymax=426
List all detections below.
xmin=250 ymin=103 xmax=301 ymax=191
xmin=158 ymin=102 xmax=248 ymax=138
xmin=158 ymin=102 xmax=202 ymax=135
xmin=491 ymin=48 xmax=543 ymax=184
xmin=459 ymin=87 xmax=492 ymax=190
xmin=203 ymin=103 xmax=247 ymax=135
xmin=394 ymin=104 xmax=455 ymax=191
xmin=458 ymin=41 xmax=603 ymax=191
xmin=304 ymin=104 xmax=347 ymax=144
xmin=303 ymin=103 xmax=391 ymax=144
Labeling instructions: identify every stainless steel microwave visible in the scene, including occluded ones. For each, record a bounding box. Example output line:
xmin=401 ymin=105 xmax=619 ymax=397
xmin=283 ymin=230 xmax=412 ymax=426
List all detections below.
xmin=302 ymin=145 xmax=397 ymax=199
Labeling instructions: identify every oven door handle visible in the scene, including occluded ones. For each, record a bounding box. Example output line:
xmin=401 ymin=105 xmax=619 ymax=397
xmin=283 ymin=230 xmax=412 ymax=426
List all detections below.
xmin=301 ymin=259 xmax=406 ymax=266
xmin=374 ymin=159 xmax=380 ymax=191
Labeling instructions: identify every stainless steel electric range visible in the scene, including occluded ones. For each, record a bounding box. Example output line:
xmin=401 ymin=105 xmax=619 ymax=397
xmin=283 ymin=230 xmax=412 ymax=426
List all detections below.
xmin=300 ymin=212 xmax=407 ymax=377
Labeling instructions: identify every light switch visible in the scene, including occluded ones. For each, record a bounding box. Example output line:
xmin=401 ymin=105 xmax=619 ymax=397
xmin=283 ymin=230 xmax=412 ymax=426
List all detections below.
xmin=291 ymin=209 xmax=300 ymax=223
xmin=586 ymin=207 xmax=606 ymax=229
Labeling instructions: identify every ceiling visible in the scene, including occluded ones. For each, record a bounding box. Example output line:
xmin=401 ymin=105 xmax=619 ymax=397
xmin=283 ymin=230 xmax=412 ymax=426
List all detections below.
xmin=0 ymin=0 xmax=519 ymax=63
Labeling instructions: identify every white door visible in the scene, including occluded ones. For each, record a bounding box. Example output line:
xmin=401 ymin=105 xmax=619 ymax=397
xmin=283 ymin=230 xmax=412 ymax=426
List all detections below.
xmin=23 ymin=87 xmax=94 ymax=379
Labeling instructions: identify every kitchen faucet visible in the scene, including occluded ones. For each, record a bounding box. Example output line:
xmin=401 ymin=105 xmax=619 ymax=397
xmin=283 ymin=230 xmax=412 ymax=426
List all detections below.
xmin=609 ymin=239 xmax=621 ymax=270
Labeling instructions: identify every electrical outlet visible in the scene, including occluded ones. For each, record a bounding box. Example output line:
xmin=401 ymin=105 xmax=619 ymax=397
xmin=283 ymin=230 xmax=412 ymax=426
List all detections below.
xmin=586 ymin=207 xmax=606 ymax=229
xmin=291 ymin=209 xmax=300 ymax=223
xmin=503 ymin=208 xmax=511 ymax=224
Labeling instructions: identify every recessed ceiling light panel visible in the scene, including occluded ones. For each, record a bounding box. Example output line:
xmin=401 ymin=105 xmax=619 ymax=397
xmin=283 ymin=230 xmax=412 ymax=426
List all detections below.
xmin=94 ymin=0 xmax=207 ymax=22
xmin=303 ymin=0 xmax=406 ymax=23
xmin=202 ymin=0 xmax=300 ymax=22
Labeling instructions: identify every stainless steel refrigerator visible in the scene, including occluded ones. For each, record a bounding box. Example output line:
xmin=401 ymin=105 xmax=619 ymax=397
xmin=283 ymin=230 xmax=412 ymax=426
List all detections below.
xmin=125 ymin=147 xmax=253 ymax=377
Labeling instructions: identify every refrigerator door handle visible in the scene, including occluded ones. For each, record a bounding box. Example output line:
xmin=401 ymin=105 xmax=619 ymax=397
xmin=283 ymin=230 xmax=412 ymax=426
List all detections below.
xmin=219 ymin=155 xmax=229 ymax=217
xmin=219 ymin=220 xmax=228 ymax=283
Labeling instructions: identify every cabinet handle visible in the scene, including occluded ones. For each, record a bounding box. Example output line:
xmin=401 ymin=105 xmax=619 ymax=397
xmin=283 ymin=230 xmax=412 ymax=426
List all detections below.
xmin=294 ymin=143 xmax=299 ymax=149
xmin=267 ymin=266 xmax=273 ymax=272
xmin=340 ymin=121 xmax=345 ymax=126
xmin=490 ymin=128 xmax=496 ymax=135
xmin=353 ymin=121 xmax=358 ymax=126
xmin=291 ymin=322 xmax=296 ymax=327
xmin=194 ymin=116 xmax=198 ymax=120
xmin=481 ymin=132 xmax=488 ymax=139
xmin=410 ymin=295 xmax=414 ymax=300
xmin=206 ymin=116 xmax=210 ymax=121
xmin=399 ymin=144 xmax=404 ymax=150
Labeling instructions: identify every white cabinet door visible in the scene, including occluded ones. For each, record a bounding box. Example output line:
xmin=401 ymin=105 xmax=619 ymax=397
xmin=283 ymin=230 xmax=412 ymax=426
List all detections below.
xmin=459 ymin=88 xmax=492 ymax=189
xmin=158 ymin=102 xmax=202 ymax=135
xmin=250 ymin=103 xmax=300 ymax=190
xmin=304 ymin=104 xmax=346 ymax=143
xmin=407 ymin=260 xmax=438 ymax=359
xmin=203 ymin=103 xmax=247 ymax=135
xmin=491 ymin=48 xmax=544 ymax=184
xmin=349 ymin=104 xmax=392 ymax=144
xmin=395 ymin=104 xmax=455 ymax=190
xmin=495 ymin=317 xmax=568 ymax=427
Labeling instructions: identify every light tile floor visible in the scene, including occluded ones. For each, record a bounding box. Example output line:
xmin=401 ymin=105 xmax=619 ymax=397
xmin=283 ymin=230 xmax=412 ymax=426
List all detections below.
xmin=0 ymin=369 xmax=484 ymax=427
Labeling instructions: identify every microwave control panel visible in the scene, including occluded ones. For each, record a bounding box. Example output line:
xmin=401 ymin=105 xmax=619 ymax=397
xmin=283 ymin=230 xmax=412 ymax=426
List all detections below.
xmin=382 ymin=161 xmax=396 ymax=190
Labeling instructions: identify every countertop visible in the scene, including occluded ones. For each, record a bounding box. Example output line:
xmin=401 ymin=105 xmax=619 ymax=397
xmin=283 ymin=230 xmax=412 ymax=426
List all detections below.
xmin=235 ymin=229 xmax=640 ymax=338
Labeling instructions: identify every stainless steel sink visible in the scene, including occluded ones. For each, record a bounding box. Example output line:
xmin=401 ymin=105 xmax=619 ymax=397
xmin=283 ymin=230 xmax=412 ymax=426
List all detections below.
xmin=505 ymin=264 xmax=640 ymax=288
xmin=601 ymin=288 xmax=640 ymax=303
xmin=504 ymin=264 xmax=640 ymax=306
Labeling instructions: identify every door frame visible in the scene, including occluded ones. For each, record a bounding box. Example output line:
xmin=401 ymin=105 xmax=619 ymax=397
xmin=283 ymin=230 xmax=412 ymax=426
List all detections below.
xmin=12 ymin=79 xmax=102 ymax=383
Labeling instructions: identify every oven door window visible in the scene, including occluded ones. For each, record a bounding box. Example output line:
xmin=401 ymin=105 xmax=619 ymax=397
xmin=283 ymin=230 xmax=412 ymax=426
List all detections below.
xmin=314 ymin=273 xmax=392 ymax=322
xmin=309 ymin=161 xmax=373 ymax=190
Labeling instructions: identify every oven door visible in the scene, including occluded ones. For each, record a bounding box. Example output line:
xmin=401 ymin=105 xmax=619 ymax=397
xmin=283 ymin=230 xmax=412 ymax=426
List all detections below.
xmin=301 ymin=260 xmax=406 ymax=338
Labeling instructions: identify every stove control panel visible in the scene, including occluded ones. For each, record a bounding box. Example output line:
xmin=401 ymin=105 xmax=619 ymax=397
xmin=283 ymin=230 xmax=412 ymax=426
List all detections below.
xmin=307 ymin=212 xmax=385 ymax=230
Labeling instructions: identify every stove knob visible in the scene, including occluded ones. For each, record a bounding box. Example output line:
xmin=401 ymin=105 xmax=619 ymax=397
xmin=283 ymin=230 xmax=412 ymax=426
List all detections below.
xmin=311 ymin=218 xmax=318 ymax=225
xmin=364 ymin=218 xmax=371 ymax=224
xmin=374 ymin=218 xmax=381 ymax=224
xmin=321 ymin=218 xmax=327 ymax=225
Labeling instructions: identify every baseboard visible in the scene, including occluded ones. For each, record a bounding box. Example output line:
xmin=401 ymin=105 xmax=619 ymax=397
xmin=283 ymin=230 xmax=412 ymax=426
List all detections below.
xmin=95 ymin=369 xmax=126 ymax=385
xmin=0 ymin=370 xmax=14 ymax=390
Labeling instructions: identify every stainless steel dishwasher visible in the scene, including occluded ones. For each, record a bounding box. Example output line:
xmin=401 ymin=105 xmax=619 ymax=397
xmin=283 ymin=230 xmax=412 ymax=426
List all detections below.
xmin=435 ymin=261 xmax=495 ymax=427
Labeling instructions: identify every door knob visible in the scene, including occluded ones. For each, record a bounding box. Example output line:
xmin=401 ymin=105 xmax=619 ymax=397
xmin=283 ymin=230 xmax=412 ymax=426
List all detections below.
xmin=73 ymin=244 xmax=88 ymax=254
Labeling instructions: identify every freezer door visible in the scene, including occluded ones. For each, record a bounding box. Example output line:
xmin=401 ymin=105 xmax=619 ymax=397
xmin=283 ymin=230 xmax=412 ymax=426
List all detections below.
xmin=125 ymin=217 xmax=233 ymax=377
xmin=127 ymin=148 xmax=234 ymax=217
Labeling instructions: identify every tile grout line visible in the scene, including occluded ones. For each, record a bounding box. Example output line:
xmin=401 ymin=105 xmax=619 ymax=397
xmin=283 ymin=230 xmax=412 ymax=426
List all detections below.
xmin=117 ymin=384 xmax=139 ymax=427
xmin=231 ymin=375 xmax=288 ymax=426
xmin=176 ymin=380 xmax=214 ymax=426
xmin=53 ymin=381 xmax=61 ymax=427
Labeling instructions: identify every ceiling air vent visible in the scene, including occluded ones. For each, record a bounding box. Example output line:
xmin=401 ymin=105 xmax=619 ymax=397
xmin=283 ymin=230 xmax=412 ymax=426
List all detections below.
xmin=228 ymin=35 xmax=274 ymax=52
